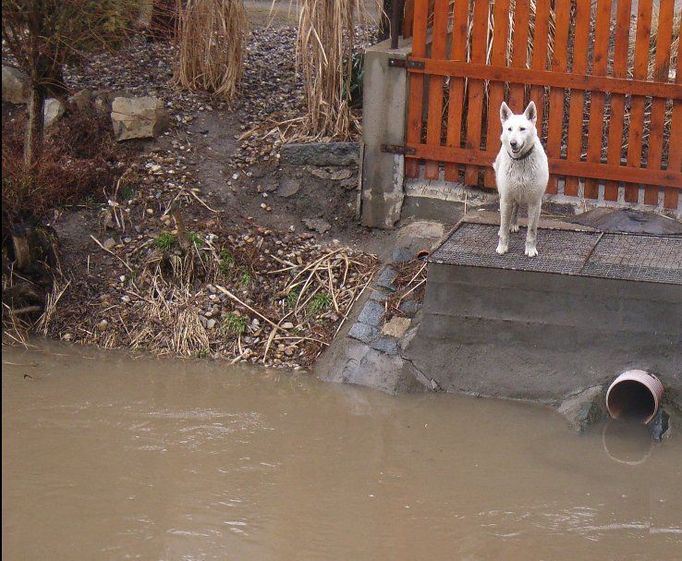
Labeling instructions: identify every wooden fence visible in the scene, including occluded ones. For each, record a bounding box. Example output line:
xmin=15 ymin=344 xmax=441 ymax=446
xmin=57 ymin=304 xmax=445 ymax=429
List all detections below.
xmin=401 ymin=0 xmax=682 ymax=209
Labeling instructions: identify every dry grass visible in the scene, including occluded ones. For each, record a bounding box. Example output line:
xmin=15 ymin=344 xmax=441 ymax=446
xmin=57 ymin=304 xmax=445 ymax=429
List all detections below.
xmin=38 ymin=218 xmax=379 ymax=366
xmin=174 ymin=0 xmax=247 ymax=100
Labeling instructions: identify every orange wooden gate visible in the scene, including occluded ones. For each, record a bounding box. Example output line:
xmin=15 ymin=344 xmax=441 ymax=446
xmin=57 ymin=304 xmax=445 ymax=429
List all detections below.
xmin=402 ymin=0 xmax=682 ymax=209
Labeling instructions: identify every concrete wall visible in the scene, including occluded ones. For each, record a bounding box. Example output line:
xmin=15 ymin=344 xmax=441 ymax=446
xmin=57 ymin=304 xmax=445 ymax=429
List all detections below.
xmin=404 ymin=264 xmax=682 ymax=404
xmin=360 ymin=38 xmax=412 ymax=228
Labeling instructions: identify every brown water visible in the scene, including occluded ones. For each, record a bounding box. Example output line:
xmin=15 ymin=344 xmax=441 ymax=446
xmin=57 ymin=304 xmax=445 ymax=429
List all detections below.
xmin=3 ymin=343 xmax=681 ymax=561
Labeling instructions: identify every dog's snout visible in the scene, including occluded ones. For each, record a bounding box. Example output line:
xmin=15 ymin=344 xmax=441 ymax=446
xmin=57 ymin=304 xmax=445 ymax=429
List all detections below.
xmin=510 ymin=140 xmax=518 ymax=148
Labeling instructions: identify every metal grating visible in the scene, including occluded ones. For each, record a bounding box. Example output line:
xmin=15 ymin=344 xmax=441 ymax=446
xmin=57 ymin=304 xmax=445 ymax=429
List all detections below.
xmin=581 ymin=234 xmax=682 ymax=284
xmin=430 ymin=223 xmax=602 ymax=275
xmin=430 ymin=222 xmax=682 ymax=285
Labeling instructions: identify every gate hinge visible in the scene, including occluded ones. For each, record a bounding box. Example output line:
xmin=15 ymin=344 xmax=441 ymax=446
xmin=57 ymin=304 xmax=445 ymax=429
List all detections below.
xmin=387 ymin=58 xmax=425 ymax=70
xmin=381 ymin=144 xmax=416 ymax=155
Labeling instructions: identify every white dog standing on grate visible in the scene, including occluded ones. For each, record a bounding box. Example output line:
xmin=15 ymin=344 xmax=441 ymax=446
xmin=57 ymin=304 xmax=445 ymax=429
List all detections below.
xmin=492 ymin=101 xmax=549 ymax=257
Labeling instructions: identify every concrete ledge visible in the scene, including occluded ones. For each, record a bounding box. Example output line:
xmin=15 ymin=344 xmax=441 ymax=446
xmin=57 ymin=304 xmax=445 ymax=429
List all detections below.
xmin=404 ymin=263 xmax=682 ymax=403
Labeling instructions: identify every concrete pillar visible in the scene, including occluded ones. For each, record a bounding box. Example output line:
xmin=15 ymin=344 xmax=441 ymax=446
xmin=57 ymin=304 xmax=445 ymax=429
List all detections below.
xmin=360 ymin=38 xmax=412 ymax=229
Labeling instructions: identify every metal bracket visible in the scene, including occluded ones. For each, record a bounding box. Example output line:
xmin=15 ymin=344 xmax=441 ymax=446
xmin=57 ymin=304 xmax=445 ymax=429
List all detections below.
xmin=387 ymin=58 xmax=425 ymax=70
xmin=381 ymin=144 xmax=416 ymax=155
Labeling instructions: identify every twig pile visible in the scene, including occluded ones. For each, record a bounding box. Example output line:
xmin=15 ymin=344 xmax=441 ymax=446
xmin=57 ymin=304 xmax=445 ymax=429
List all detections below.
xmin=175 ymin=0 xmax=247 ymax=100
xmin=385 ymin=258 xmax=427 ymax=320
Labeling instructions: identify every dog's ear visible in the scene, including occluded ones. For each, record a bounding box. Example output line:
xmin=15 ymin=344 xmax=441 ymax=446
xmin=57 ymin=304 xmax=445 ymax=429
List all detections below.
xmin=500 ymin=101 xmax=512 ymax=124
xmin=524 ymin=101 xmax=537 ymax=125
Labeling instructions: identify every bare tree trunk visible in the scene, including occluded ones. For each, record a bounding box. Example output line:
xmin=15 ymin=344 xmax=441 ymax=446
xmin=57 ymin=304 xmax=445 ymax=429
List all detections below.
xmin=24 ymin=84 xmax=45 ymax=167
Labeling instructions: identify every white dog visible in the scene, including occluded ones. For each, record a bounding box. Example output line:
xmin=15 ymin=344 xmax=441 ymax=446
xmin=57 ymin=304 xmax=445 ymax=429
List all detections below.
xmin=492 ymin=101 xmax=549 ymax=257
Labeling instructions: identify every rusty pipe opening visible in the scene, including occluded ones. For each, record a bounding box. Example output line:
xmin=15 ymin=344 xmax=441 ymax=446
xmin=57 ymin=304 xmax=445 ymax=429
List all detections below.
xmin=606 ymin=370 xmax=664 ymax=425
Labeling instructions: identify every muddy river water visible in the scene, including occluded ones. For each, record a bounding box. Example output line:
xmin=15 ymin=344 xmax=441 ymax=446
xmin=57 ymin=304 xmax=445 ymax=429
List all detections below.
xmin=2 ymin=342 xmax=681 ymax=560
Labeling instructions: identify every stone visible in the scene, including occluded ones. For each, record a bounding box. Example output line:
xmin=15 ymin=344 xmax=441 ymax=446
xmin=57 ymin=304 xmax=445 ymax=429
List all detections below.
xmin=369 ymin=335 xmax=399 ymax=355
xmin=356 ymin=300 xmax=385 ymax=327
xmin=280 ymin=142 xmax=360 ymax=167
xmin=340 ymin=176 xmax=358 ymax=191
xmin=281 ymin=322 xmax=294 ymax=329
xmin=102 ymin=237 xmax=116 ymax=250
xmin=2 ymin=66 xmax=29 ymax=104
xmin=398 ymin=299 xmax=421 ymax=317
xmin=97 ymin=319 xmax=109 ymax=331
xmin=93 ymin=90 xmax=115 ymax=114
xmin=206 ymin=319 xmax=216 ymax=330
xmin=348 ymin=322 xmax=380 ymax=345
xmin=68 ymin=89 xmax=93 ymax=111
xmin=376 ymin=266 xmax=398 ymax=291
xmin=382 ymin=316 xmax=411 ymax=339
xmin=302 ymin=218 xmax=331 ymax=234
xmin=308 ymin=167 xmax=353 ymax=181
xmin=277 ymin=178 xmax=300 ymax=198
xmin=111 ymin=96 xmax=170 ymax=141
xmin=329 ymin=168 xmax=353 ymax=181
xmin=368 ymin=289 xmax=388 ymax=302
xmin=44 ymin=98 xmax=65 ymax=128
xmin=557 ymin=386 xmax=606 ymax=432
xmin=391 ymin=247 xmax=414 ymax=263
xmin=648 ymin=408 xmax=670 ymax=442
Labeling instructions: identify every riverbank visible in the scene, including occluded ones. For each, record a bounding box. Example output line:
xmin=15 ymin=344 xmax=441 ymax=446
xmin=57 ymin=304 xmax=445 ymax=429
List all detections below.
xmin=2 ymin=12 xmax=389 ymax=367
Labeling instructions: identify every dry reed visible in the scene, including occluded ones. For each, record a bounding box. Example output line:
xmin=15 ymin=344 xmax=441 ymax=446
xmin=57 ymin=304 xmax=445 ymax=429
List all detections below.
xmin=291 ymin=0 xmax=377 ymax=140
xmin=174 ymin=0 xmax=246 ymax=100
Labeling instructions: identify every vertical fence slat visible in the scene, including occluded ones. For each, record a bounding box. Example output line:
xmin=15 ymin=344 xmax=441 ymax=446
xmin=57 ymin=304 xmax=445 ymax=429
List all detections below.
xmin=463 ymin=0 xmax=490 ymax=186
xmin=403 ymin=0 xmax=415 ymax=38
xmin=584 ymin=0 xmax=612 ymax=200
xmin=604 ymin=0 xmax=632 ymax=202
xmin=665 ymin=53 xmax=682 ymax=210
xmin=565 ymin=0 xmax=592 ymax=197
xmin=530 ymin=0 xmax=551 ymax=134
xmin=484 ymin=0 xmax=512 ymax=189
xmin=424 ymin=0 xmax=451 ymax=179
xmin=444 ymin=0 xmax=469 ymax=182
xmin=545 ymin=0 xmax=571 ymax=194
xmin=509 ymin=0 xmax=530 ymax=112
xmin=405 ymin=0 xmax=430 ymax=178
xmin=644 ymin=0 xmax=675 ymax=206
xmin=624 ymin=0 xmax=654 ymax=203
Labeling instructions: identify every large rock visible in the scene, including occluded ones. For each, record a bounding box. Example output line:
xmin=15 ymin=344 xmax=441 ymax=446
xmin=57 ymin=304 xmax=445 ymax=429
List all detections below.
xmin=44 ymin=98 xmax=65 ymax=128
xmin=2 ymin=66 xmax=29 ymax=104
xmin=557 ymin=386 xmax=606 ymax=432
xmin=111 ymin=96 xmax=169 ymax=141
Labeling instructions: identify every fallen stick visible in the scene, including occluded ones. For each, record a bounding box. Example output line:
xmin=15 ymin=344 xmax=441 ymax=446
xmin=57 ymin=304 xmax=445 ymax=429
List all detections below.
xmin=90 ymin=235 xmax=134 ymax=273
xmin=214 ymin=284 xmax=279 ymax=329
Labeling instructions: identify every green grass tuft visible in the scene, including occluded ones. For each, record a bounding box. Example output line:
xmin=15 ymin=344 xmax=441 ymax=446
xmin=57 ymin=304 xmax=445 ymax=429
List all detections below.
xmin=285 ymin=288 xmax=300 ymax=308
xmin=308 ymin=291 xmax=332 ymax=314
xmin=219 ymin=249 xmax=235 ymax=275
xmin=188 ymin=231 xmax=204 ymax=248
xmin=221 ymin=313 xmax=247 ymax=337
xmin=155 ymin=232 xmax=177 ymax=250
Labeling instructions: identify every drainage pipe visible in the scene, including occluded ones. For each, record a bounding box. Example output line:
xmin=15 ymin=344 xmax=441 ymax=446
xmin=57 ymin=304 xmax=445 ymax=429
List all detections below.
xmin=605 ymin=370 xmax=664 ymax=425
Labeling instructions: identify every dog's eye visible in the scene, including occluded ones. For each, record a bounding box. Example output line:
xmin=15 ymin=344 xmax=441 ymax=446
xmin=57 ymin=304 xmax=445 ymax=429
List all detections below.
xmin=519 ymin=127 xmax=526 ymax=131
xmin=507 ymin=127 xmax=512 ymax=131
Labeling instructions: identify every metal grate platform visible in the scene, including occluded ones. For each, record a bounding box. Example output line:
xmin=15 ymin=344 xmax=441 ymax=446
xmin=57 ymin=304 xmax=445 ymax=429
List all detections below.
xmin=430 ymin=222 xmax=682 ymax=285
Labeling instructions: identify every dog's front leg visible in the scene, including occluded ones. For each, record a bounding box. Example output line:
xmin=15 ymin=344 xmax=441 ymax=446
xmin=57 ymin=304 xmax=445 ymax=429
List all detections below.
xmin=497 ymin=197 xmax=512 ymax=254
xmin=525 ymin=201 xmax=542 ymax=257
xmin=510 ymin=202 xmax=519 ymax=233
